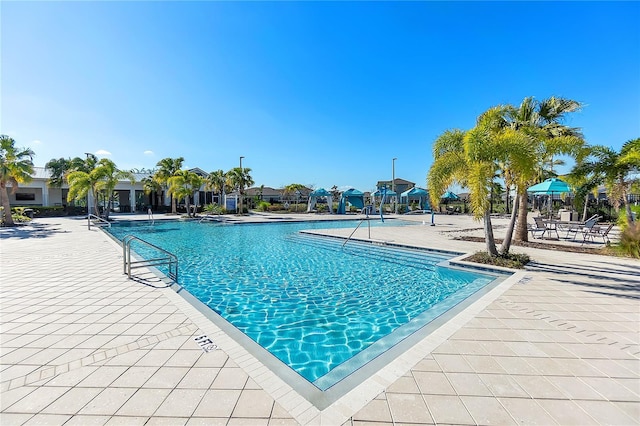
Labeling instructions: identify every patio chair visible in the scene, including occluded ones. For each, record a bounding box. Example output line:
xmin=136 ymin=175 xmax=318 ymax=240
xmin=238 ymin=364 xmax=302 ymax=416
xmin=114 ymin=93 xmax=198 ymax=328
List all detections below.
xmin=530 ymin=216 xmax=559 ymax=239
xmin=528 ymin=216 xmax=552 ymax=239
xmin=559 ymin=214 xmax=599 ymax=239
xmin=583 ymin=222 xmax=614 ymax=244
xmin=569 ymin=215 xmax=602 ymax=243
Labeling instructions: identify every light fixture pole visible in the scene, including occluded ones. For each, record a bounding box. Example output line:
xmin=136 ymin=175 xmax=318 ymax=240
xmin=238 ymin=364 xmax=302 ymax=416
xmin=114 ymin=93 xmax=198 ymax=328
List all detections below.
xmin=238 ymin=156 xmax=245 ymax=214
xmin=392 ymin=157 xmax=397 ymax=214
xmin=84 ymin=153 xmax=93 ymax=217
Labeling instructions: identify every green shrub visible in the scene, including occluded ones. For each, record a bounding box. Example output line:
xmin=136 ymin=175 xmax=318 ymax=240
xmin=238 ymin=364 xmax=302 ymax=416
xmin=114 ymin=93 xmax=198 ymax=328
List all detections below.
xmin=257 ymin=201 xmax=270 ymax=212
xmin=203 ymin=203 xmax=225 ymax=215
xmin=618 ymin=221 xmax=640 ymax=258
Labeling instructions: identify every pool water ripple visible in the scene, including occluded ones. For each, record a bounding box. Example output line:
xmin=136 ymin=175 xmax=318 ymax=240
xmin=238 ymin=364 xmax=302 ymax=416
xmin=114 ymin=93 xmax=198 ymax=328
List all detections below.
xmin=107 ymin=219 xmax=495 ymax=389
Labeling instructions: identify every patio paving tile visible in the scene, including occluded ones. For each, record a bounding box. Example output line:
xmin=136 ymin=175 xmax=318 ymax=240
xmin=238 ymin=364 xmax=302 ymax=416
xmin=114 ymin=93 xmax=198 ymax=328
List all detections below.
xmin=40 ymin=387 xmax=103 ymax=414
xmin=192 ymin=389 xmax=242 ymax=418
xmin=422 ymin=394 xmax=473 ymax=425
xmin=22 ymin=413 xmax=72 ymax=425
xmin=535 ymin=399 xmax=599 ymax=425
xmin=461 ymin=395 xmax=517 ymax=425
xmin=232 ymin=389 xmax=276 ymax=418
xmin=386 ymin=393 xmax=433 ymax=424
xmin=574 ymin=399 xmax=638 ymax=425
xmin=352 ymin=398 xmax=392 ymax=423
xmin=152 ymin=389 xmax=207 ymax=417
xmin=77 ymin=388 xmax=137 ymax=415
xmin=2 ymin=215 xmax=639 ymax=425
xmin=116 ymin=388 xmax=172 ymax=416
xmin=142 ymin=367 xmax=190 ymax=389
xmin=498 ymin=397 xmax=559 ymax=425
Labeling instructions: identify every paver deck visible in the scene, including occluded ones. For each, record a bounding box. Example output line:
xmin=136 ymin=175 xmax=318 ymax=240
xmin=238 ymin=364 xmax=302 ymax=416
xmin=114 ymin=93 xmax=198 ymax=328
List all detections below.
xmin=1 ymin=214 xmax=638 ymax=425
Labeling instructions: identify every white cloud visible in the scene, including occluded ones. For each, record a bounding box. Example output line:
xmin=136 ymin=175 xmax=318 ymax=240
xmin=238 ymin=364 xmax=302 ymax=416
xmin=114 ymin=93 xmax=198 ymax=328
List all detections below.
xmin=95 ymin=149 xmax=112 ymax=156
xmin=143 ymin=150 xmax=154 ymax=155
xmin=31 ymin=139 xmax=42 ymax=145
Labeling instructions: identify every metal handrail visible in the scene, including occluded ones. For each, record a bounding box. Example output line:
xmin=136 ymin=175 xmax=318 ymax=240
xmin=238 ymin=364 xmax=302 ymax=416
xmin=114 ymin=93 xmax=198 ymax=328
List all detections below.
xmin=342 ymin=217 xmax=371 ymax=248
xmin=122 ymin=235 xmax=178 ymax=283
xmin=88 ymin=213 xmax=111 ymax=230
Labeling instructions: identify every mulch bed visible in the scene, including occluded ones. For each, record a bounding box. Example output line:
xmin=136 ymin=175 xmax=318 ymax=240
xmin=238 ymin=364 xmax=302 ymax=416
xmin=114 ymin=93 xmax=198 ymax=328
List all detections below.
xmin=455 ymin=236 xmax=605 ymax=254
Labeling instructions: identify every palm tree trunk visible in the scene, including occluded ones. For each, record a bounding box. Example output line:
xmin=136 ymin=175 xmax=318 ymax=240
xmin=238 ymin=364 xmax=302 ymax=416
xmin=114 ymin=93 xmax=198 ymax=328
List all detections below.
xmin=582 ymin=193 xmax=589 ymax=222
xmin=500 ymin=194 xmax=519 ymax=255
xmin=484 ymin=211 xmax=499 ymax=256
xmin=515 ymin=191 xmax=529 ymax=242
xmin=1 ymin=184 xmax=15 ymax=226
xmin=623 ymin=188 xmax=634 ymax=224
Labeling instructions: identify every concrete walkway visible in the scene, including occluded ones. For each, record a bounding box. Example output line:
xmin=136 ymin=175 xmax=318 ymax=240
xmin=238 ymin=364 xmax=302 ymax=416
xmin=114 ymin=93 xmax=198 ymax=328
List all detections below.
xmin=1 ymin=214 xmax=638 ymax=425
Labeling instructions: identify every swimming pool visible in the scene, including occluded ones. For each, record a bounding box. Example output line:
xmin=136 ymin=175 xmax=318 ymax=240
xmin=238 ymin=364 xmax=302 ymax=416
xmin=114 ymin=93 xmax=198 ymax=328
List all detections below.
xmin=107 ymin=219 xmax=498 ymax=393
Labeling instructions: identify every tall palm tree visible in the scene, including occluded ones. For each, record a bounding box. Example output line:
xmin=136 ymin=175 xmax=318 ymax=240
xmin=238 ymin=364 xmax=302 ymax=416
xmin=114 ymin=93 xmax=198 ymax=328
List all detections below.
xmin=141 ymin=176 xmax=163 ymax=210
xmin=226 ymin=167 xmax=254 ymax=214
xmin=427 ymin=115 xmax=501 ymax=256
xmin=94 ymin=159 xmax=135 ymax=220
xmin=154 ymin=157 xmax=184 ymax=214
xmin=205 ymin=169 xmax=228 ymax=206
xmin=283 ymin=183 xmax=307 ymax=211
xmin=0 ymin=135 xmax=35 ymax=226
xmin=67 ymin=166 xmax=106 ymax=217
xmin=167 ymin=170 xmax=203 ymax=217
xmin=503 ymin=97 xmax=584 ymax=242
xmin=586 ymin=139 xmax=640 ymax=224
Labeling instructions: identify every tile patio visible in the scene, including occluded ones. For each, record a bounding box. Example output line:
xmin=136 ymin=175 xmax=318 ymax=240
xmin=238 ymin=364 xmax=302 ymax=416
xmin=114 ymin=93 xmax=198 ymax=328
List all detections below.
xmin=1 ymin=214 xmax=638 ymax=425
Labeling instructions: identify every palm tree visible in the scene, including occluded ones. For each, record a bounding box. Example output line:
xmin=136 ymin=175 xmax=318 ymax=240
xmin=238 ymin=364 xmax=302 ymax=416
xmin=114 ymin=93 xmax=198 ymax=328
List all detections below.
xmin=502 ymin=97 xmax=584 ymax=242
xmin=167 ymin=170 xmax=203 ymax=217
xmin=94 ymin=159 xmax=135 ymax=220
xmin=67 ymin=168 xmax=103 ymax=217
xmin=45 ymin=154 xmax=97 ymax=187
xmin=226 ymin=167 xmax=254 ymax=214
xmin=283 ymin=183 xmax=307 ymax=211
xmin=205 ymin=169 xmax=228 ymax=207
xmin=0 ymin=135 xmax=35 ymax=226
xmin=585 ymin=139 xmax=640 ymax=224
xmin=427 ymin=117 xmax=501 ymax=256
xmin=141 ymin=176 xmax=163 ymax=210
xmin=154 ymin=157 xmax=184 ymax=214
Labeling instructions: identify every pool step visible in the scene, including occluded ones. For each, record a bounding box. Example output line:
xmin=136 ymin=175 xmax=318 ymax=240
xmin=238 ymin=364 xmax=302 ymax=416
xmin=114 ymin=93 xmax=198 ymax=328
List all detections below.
xmin=287 ymin=233 xmax=448 ymax=270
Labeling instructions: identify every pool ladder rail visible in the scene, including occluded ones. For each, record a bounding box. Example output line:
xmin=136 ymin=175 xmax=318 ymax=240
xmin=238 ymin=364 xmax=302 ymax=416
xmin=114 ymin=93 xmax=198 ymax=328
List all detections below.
xmin=342 ymin=217 xmax=372 ymax=248
xmin=122 ymin=235 xmax=178 ymax=283
xmin=87 ymin=213 xmax=111 ymax=230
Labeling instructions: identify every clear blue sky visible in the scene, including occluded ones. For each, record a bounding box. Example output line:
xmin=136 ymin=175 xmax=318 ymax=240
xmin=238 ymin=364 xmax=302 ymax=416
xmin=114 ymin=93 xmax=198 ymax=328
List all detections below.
xmin=2 ymin=1 xmax=639 ymax=192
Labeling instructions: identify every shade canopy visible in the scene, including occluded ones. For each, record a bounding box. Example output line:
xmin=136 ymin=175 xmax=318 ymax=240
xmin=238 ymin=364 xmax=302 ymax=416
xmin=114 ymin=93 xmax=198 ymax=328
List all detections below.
xmin=309 ymin=188 xmax=331 ymax=197
xmin=401 ymin=187 xmax=428 ymax=197
xmin=371 ymin=189 xmax=397 ymax=197
xmin=307 ymin=188 xmax=333 ymax=213
xmin=441 ymin=191 xmax=460 ymax=200
xmin=527 ymin=178 xmax=571 ymax=194
xmin=337 ymin=188 xmax=364 ymax=214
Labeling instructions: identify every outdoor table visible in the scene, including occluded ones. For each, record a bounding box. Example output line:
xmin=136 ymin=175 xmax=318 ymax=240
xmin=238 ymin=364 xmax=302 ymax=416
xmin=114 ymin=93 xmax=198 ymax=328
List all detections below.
xmin=546 ymin=220 xmax=587 ymax=240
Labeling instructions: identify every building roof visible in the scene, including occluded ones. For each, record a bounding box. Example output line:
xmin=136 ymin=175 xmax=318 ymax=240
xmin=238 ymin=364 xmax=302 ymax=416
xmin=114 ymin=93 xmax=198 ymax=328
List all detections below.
xmin=376 ymin=178 xmax=415 ymax=187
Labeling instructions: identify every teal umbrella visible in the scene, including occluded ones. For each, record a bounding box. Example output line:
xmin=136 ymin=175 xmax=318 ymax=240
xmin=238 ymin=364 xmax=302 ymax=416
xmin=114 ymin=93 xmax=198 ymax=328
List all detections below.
xmin=441 ymin=191 xmax=459 ymax=201
xmin=527 ymin=178 xmax=571 ymax=218
xmin=527 ymin=178 xmax=571 ymax=194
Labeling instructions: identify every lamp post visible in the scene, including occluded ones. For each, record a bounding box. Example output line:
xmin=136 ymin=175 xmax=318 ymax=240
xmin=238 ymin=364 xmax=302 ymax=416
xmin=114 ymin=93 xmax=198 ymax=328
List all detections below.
xmin=84 ymin=153 xmax=93 ymax=217
xmin=392 ymin=157 xmax=397 ymax=214
xmin=238 ymin=156 xmax=245 ymax=213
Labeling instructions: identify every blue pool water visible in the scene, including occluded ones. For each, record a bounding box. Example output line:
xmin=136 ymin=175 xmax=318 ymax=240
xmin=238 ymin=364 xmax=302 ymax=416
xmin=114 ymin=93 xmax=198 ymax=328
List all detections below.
xmin=106 ymin=219 xmax=495 ymax=390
